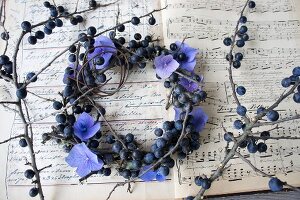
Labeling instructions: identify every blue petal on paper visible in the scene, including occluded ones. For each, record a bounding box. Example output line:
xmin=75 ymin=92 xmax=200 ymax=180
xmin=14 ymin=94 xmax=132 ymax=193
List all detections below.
xmin=175 ymin=41 xmax=199 ymax=72
xmin=65 ymin=143 xmax=104 ymax=177
xmin=73 ymin=112 xmax=100 ymax=141
xmin=139 ymin=166 xmax=157 ymax=182
xmin=87 ymin=36 xmax=117 ymax=69
xmin=154 ymin=55 xmax=180 ymax=79
xmin=174 ymin=107 xmax=208 ymax=133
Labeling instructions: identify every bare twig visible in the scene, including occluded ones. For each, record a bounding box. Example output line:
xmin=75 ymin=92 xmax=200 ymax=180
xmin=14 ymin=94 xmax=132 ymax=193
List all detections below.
xmin=0 ymin=134 xmax=25 ymax=144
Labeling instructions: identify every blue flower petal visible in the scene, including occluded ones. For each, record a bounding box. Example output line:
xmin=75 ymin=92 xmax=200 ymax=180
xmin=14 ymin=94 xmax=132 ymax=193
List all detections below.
xmin=65 ymin=143 xmax=104 ymax=177
xmin=76 ymin=160 xmax=91 ymax=177
xmin=139 ymin=166 xmax=157 ymax=182
xmin=74 ymin=112 xmax=99 ymax=141
xmin=180 ymin=58 xmax=196 ymax=72
xmin=174 ymin=107 xmax=208 ymax=133
xmin=87 ymin=36 xmax=116 ymax=69
xmin=190 ymin=107 xmax=208 ymax=132
xmin=65 ymin=143 xmax=87 ymax=167
xmin=83 ymin=122 xmax=100 ymax=141
xmin=156 ymin=172 xmax=166 ymax=182
xmin=155 ymin=55 xmax=179 ymax=79
xmin=179 ymin=78 xmax=198 ymax=92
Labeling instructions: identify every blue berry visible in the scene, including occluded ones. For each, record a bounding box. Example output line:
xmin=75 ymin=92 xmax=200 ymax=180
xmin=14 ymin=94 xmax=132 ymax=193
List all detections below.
xmin=26 ymin=72 xmax=37 ymax=82
xmin=202 ymin=179 xmax=211 ymax=189
xmin=248 ymin=1 xmax=256 ymax=8
xmin=116 ymin=24 xmax=125 ymax=32
xmin=131 ymin=17 xmax=140 ymax=25
xmin=89 ymin=0 xmax=97 ymax=8
xmin=224 ymin=132 xmax=233 ymax=142
xmin=257 ymin=106 xmax=266 ymax=114
xmin=292 ymin=66 xmax=300 ymax=76
xmin=44 ymin=27 xmax=52 ymax=35
xmin=241 ymin=33 xmax=249 ymax=41
xmin=154 ymin=148 xmax=164 ymax=158
xmin=131 ymin=160 xmax=142 ymax=170
xmin=156 ymin=138 xmax=167 ymax=148
xmin=257 ymin=142 xmax=268 ymax=153
xmin=194 ymin=176 xmax=204 ymax=186
xmin=247 ymin=141 xmax=258 ymax=153
xmin=235 ymin=53 xmax=244 ymax=61
xmin=119 ymin=150 xmax=130 ymax=160
xmin=158 ymin=166 xmax=169 ymax=176
xmin=55 ymin=19 xmax=63 ymax=27
xmin=240 ymin=16 xmax=247 ymax=23
xmin=267 ymin=110 xmax=279 ymax=121
xmin=185 ymin=196 xmax=194 ymax=200
xmin=154 ymin=128 xmax=163 ymax=137
xmin=132 ymin=150 xmax=143 ymax=160
xmin=19 ymin=138 xmax=27 ymax=147
xmin=237 ymin=105 xmax=247 ymax=116
xmin=16 ymin=88 xmax=27 ymax=99
xmin=233 ymin=61 xmax=241 ymax=68
xmin=223 ymin=37 xmax=232 ymax=46
xmin=21 ymin=21 xmax=31 ymax=32
xmin=239 ymin=26 xmax=248 ymax=34
xmin=260 ymin=131 xmax=270 ymax=138
xmin=106 ymin=135 xmax=115 ymax=144
xmin=125 ymin=133 xmax=134 ymax=143
xmin=236 ymin=39 xmax=245 ymax=47
xmin=63 ymin=126 xmax=73 ymax=138
xmin=53 ymin=101 xmax=63 ymax=110
xmin=112 ymin=141 xmax=123 ymax=153
xmin=293 ymin=93 xmax=300 ymax=103
xmin=76 ymin=15 xmax=83 ymax=23
xmin=57 ymin=6 xmax=65 ymax=13
xmin=269 ymin=178 xmax=283 ymax=192
xmin=103 ymin=168 xmax=112 ymax=176
xmin=35 ymin=31 xmax=45 ymax=39
xmin=236 ymin=86 xmax=246 ymax=95
xmin=63 ymin=85 xmax=74 ymax=97
xmin=29 ymin=187 xmax=39 ymax=197
xmin=0 ymin=55 xmax=9 ymax=65
xmin=50 ymin=9 xmax=58 ymax=17
xmin=148 ymin=17 xmax=156 ymax=25
xmin=281 ymin=78 xmax=291 ymax=88
xmin=87 ymin=26 xmax=97 ymax=35
xmin=233 ymin=120 xmax=243 ymax=129
xmin=89 ymin=140 xmax=99 ymax=148
xmin=46 ymin=20 xmax=56 ymax=30
xmin=28 ymin=36 xmax=37 ymax=45
xmin=55 ymin=114 xmax=66 ymax=124
xmin=144 ymin=152 xmax=155 ymax=164
xmin=43 ymin=1 xmax=51 ymax=8
xmin=24 ymin=169 xmax=35 ymax=179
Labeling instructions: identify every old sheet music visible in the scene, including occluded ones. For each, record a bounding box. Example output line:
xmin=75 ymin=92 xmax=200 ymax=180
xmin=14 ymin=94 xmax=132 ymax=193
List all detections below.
xmin=0 ymin=0 xmax=175 ymax=200
xmin=160 ymin=0 xmax=300 ymax=198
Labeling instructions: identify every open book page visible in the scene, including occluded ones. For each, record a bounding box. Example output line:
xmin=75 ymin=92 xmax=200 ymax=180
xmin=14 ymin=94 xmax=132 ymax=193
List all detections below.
xmin=160 ymin=0 xmax=300 ymax=198
xmin=0 ymin=0 xmax=176 ymax=200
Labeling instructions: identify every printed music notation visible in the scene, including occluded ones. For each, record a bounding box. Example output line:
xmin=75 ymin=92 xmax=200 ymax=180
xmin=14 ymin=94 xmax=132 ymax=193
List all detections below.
xmin=167 ymin=0 xmax=295 ymax=13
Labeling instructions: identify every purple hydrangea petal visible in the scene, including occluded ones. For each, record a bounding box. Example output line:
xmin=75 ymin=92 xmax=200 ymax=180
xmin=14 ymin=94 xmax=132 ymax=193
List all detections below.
xmin=179 ymin=78 xmax=198 ymax=92
xmin=87 ymin=36 xmax=116 ymax=69
xmin=180 ymin=58 xmax=197 ymax=72
xmin=76 ymin=160 xmax=91 ymax=177
xmin=174 ymin=107 xmax=181 ymax=121
xmin=175 ymin=41 xmax=198 ymax=62
xmin=156 ymin=172 xmax=166 ymax=182
xmin=190 ymin=107 xmax=208 ymax=132
xmin=74 ymin=112 xmax=99 ymax=141
xmin=155 ymin=55 xmax=179 ymax=79
xmin=139 ymin=166 xmax=157 ymax=182
xmin=65 ymin=143 xmax=87 ymax=167
xmin=65 ymin=143 xmax=104 ymax=177
xmin=86 ymin=158 xmax=104 ymax=172
xmin=83 ymin=122 xmax=100 ymax=141
xmin=174 ymin=107 xmax=208 ymax=133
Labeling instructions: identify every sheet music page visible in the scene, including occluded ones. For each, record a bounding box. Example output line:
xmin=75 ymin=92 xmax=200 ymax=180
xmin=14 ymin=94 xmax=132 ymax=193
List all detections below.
xmin=160 ymin=0 xmax=300 ymax=198
xmin=0 ymin=0 xmax=176 ymax=200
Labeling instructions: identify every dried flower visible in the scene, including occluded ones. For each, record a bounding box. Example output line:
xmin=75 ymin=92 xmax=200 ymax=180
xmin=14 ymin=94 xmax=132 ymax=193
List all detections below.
xmin=73 ymin=112 xmax=100 ymax=141
xmin=175 ymin=41 xmax=198 ymax=72
xmin=154 ymin=55 xmax=180 ymax=79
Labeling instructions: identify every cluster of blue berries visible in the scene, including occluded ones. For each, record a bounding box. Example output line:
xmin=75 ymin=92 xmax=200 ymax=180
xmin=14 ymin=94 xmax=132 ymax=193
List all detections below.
xmin=281 ymin=66 xmax=300 ymax=103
